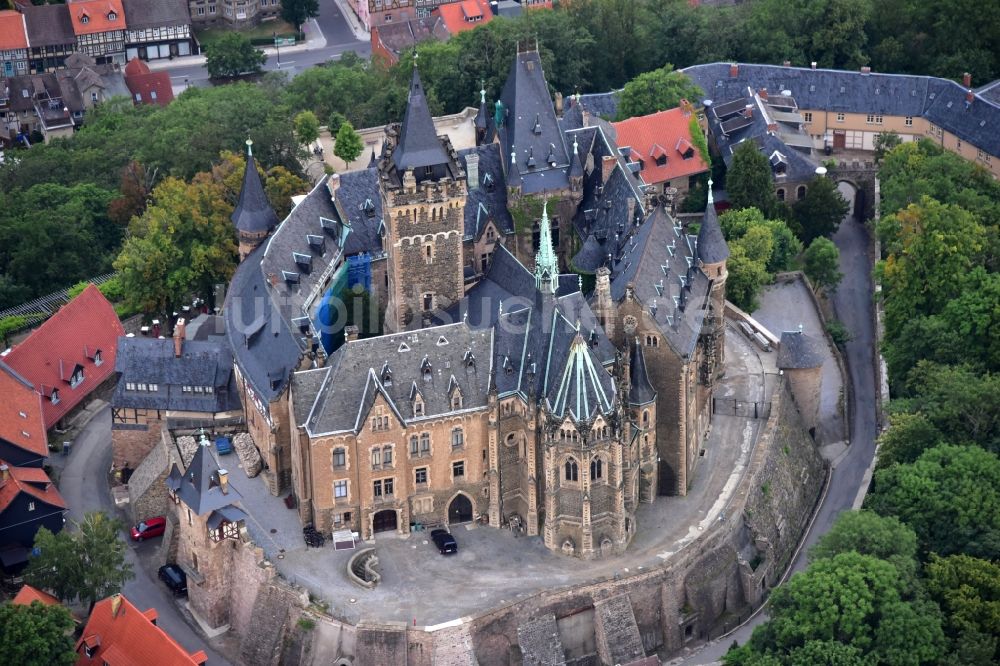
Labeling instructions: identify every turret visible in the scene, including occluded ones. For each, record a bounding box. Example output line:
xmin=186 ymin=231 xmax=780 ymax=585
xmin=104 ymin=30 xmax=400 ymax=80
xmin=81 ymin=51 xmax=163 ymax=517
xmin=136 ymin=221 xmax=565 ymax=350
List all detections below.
xmin=232 ymin=139 xmax=279 ymax=261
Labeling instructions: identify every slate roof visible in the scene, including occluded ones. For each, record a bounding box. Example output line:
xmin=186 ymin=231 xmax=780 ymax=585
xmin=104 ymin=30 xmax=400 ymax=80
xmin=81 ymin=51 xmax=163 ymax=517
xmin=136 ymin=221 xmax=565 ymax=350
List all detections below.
xmin=499 ymin=50 xmax=570 ymax=194
xmin=0 ymin=361 xmax=47 ymax=459
xmin=978 ymin=79 xmax=1000 ymax=106
xmin=76 ymin=595 xmax=207 ymax=666
xmin=224 ymin=243 xmax=303 ymax=403
xmin=546 ymin=333 xmax=615 ymax=421
xmin=609 ymin=206 xmax=711 ymax=358
xmin=459 ymin=142 xmax=513 ymax=240
xmin=394 ymin=67 xmax=451 ymax=175
xmin=334 ymin=168 xmax=384 ymax=256
xmin=629 ymin=341 xmax=656 ymax=406
xmin=231 ymin=146 xmax=279 ymax=234
xmin=167 ymin=438 xmax=242 ymax=516
xmin=121 ymin=0 xmax=191 ymax=30
xmin=776 ymin=329 xmax=825 ymax=369
xmin=683 ymin=62 xmax=1000 ymax=158
xmin=111 ymin=336 xmax=241 ymax=414
xmin=576 ymin=91 xmax=621 ymax=120
xmin=697 ymin=187 xmax=729 ymax=265
xmin=0 ymin=459 xmax=66 ymax=515
xmin=1 ymin=285 xmax=124 ymax=429
xmin=20 ymin=4 xmax=75 ymax=47
xmin=301 ymin=322 xmax=494 ymax=436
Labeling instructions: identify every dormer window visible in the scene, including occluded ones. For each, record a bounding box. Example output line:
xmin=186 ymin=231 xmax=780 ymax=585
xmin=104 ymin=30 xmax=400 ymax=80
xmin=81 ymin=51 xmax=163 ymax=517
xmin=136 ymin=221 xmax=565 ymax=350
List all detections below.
xmin=51 ymin=389 xmax=60 ymax=404
xmin=70 ymin=367 xmax=84 ymax=388
xmin=464 ymin=349 xmax=475 ymax=369
xmin=413 ymin=397 xmax=424 ymax=417
xmin=381 ymin=363 xmax=392 ymax=386
xmin=80 ymin=13 xmax=89 ymax=24
xmin=93 ymin=350 xmax=103 ymax=366
xmin=108 ymin=11 xmax=117 ymax=21
xmin=421 ymin=356 xmax=432 ymax=381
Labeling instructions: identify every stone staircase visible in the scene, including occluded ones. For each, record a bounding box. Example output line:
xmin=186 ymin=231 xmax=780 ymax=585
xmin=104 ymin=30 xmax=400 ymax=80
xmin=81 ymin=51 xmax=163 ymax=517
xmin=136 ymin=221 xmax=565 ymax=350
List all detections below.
xmin=594 ymin=594 xmax=645 ymax=665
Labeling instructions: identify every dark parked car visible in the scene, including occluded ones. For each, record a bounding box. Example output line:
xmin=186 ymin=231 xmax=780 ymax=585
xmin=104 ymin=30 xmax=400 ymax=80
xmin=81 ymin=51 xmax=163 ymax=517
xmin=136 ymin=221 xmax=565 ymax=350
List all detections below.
xmin=130 ymin=516 xmax=166 ymax=541
xmin=431 ymin=528 xmax=458 ymax=555
xmin=158 ymin=564 xmax=187 ymax=596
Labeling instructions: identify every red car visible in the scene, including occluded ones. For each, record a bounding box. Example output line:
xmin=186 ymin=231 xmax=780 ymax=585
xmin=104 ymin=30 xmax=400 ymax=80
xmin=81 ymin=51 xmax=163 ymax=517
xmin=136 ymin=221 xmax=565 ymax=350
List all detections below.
xmin=130 ymin=516 xmax=166 ymax=541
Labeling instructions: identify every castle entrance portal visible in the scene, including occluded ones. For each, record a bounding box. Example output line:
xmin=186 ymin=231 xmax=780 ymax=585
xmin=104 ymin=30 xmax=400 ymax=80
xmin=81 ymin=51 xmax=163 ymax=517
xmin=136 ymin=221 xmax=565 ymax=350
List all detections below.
xmin=373 ymin=509 xmax=397 ymax=533
xmin=448 ymin=494 xmax=473 ymax=524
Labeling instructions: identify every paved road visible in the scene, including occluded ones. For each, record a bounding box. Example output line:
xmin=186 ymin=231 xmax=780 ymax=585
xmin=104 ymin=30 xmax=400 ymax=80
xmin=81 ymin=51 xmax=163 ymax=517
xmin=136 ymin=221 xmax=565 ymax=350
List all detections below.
xmin=673 ymin=201 xmax=879 ymax=664
xmin=58 ymin=407 xmax=233 ymax=665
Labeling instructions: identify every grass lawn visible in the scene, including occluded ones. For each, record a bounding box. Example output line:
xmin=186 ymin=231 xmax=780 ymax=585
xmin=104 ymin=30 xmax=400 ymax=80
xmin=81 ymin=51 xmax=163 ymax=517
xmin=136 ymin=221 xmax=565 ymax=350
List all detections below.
xmin=196 ymin=19 xmax=299 ymax=48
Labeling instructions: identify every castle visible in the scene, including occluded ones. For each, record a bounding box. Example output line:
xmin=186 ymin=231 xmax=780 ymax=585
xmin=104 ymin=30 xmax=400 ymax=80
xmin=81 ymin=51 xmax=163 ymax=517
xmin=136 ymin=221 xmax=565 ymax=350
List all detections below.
xmin=223 ymin=49 xmax=729 ymax=559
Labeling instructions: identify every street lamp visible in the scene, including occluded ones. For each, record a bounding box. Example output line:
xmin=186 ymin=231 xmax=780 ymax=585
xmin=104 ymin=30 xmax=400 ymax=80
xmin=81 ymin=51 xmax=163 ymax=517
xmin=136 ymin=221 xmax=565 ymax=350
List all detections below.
xmin=274 ymin=31 xmax=281 ymax=68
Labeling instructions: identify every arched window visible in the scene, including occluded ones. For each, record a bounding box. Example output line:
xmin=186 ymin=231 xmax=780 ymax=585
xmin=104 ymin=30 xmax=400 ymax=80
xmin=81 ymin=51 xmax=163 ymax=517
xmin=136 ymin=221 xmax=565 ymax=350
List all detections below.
xmin=642 ymin=410 xmax=650 ymax=426
xmin=797 ymin=185 xmax=807 ymax=200
xmin=776 ymin=188 xmax=786 ymax=201
xmin=565 ymin=458 xmax=579 ymax=482
xmin=590 ymin=458 xmax=603 ymax=480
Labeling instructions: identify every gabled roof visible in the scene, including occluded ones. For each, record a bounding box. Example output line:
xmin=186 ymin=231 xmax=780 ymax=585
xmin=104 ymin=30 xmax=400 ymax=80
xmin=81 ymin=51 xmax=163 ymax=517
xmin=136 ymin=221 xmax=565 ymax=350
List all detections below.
xmin=0 ymin=459 xmax=67 ymax=515
xmin=67 ymin=0 xmax=126 ymax=36
xmin=437 ymin=0 xmax=492 ymax=35
xmin=12 ymin=584 xmax=62 ymax=607
xmin=20 ymin=4 xmax=76 ymax=48
xmin=1 ymin=285 xmax=124 ymax=430
xmin=394 ymin=67 xmax=451 ymax=174
xmin=231 ymin=143 xmax=279 ymax=234
xmin=612 ymin=107 xmax=710 ymax=185
xmin=121 ymin=0 xmax=190 ymax=30
xmin=0 ymin=361 xmax=47 ymax=460
xmin=76 ymin=594 xmax=207 ymax=666
xmin=166 ymin=438 xmax=241 ymax=516
xmin=0 ymin=10 xmax=28 ymax=50
xmin=459 ymin=143 xmax=514 ymax=240
xmin=123 ymin=57 xmax=173 ymax=107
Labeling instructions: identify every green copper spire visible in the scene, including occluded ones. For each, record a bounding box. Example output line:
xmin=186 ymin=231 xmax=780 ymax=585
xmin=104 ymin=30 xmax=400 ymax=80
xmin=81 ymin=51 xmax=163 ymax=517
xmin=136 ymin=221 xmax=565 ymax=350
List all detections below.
xmin=535 ymin=199 xmax=558 ymax=293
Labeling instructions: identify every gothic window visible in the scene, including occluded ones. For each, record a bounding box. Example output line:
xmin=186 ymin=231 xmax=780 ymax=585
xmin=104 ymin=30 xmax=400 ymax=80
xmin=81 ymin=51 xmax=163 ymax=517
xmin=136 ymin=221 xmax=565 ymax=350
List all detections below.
xmin=565 ymin=458 xmax=579 ymax=482
xmin=371 ymin=448 xmax=381 ymax=468
xmin=776 ymin=188 xmax=786 ymax=201
xmin=797 ymin=185 xmax=807 ymax=201
xmin=383 ymin=445 xmax=393 ymax=467
xmin=409 ymin=435 xmax=419 ymax=455
xmin=642 ymin=410 xmax=650 ymax=426
xmin=333 ymin=448 xmax=346 ymax=468
xmin=591 ymin=457 xmax=603 ymax=480
xmin=420 ymin=432 xmax=430 ymax=455
xmin=451 ymin=427 xmax=464 ymax=449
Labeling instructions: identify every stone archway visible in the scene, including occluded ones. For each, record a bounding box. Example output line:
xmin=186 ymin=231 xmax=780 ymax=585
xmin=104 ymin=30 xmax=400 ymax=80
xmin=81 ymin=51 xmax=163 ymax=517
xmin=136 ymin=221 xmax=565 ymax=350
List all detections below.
xmin=372 ymin=509 xmax=398 ymax=534
xmin=447 ymin=492 xmax=474 ymax=524
xmin=835 ymin=180 xmax=861 ymax=220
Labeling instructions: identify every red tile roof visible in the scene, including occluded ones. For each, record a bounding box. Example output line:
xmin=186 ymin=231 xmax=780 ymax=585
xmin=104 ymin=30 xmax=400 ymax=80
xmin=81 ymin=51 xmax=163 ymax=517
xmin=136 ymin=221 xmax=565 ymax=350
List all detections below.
xmin=437 ymin=0 xmax=492 ymax=35
xmin=2 ymin=285 xmax=124 ymax=430
xmin=13 ymin=584 xmax=62 ymax=607
xmin=0 ymin=361 xmax=47 ymax=459
xmin=0 ymin=458 xmax=67 ymax=514
xmin=611 ymin=107 xmax=710 ymax=186
xmin=124 ymin=58 xmax=174 ymax=107
xmin=0 ymin=10 xmax=28 ymax=50
xmin=75 ymin=594 xmax=208 ymax=666
xmin=67 ymin=0 xmax=126 ymax=37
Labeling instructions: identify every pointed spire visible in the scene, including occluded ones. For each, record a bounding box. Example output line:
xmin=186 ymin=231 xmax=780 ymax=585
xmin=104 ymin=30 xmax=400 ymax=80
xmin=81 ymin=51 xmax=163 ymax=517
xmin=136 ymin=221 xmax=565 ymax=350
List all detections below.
xmin=232 ymin=137 xmax=278 ymax=234
xmin=367 ymin=147 xmax=377 ymax=168
xmin=535 ymin=200 xmax=558 ymax=293
xmin=394 ymin=66 xmax=449 ymax=177
xmin=707 ymin=177 xmax=714 ymax=205
xmin=573 ymin=134 xmax=578 ymax=155
xmin=697 ymin=176 xmax=729 ymax=265
xmin=629 ymin=339 xmax=657 ymax=405
xmin=480 ymin=82 xmax=486 ymax=105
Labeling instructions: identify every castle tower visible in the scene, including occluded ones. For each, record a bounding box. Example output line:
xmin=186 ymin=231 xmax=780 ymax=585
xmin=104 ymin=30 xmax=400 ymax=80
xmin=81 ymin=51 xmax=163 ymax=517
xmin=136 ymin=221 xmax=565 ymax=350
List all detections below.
xmin=232 ymin=139 xmax=279 ymax=261
xmin=591 ymin=266 xmax=615 ymax=342
xmin=165 ymin=432 xmax=248 ymax=632
xmin=777 ymin=327 xmax=825 ymax=436
xmin=474 ymin=85 xmax=493 ymax=146
xmin=380 ymin=66 xmax=468 ymax=332
xmin=696 ymin=179 xmax=729 ymax=381
xmin=628 ymin=339 xmax=658 ymax=502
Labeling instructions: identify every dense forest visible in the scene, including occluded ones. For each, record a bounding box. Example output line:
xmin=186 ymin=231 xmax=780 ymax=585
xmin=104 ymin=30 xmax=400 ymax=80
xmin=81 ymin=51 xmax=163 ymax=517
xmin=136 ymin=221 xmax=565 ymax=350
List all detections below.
xmin=2 ymin=0 xmax=998 ymax=311
xmin=725 ymin=139 xmax=1000 ymax=665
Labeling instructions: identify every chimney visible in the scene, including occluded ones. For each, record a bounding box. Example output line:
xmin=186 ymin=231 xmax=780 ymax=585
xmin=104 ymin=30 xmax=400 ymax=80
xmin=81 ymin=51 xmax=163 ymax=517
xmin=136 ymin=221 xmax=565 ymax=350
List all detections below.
xmin=111 ymin=594 xmax=123 ymax=617
xmin=554 ymin=91 xmax=563 ymax=116
xmin=759 ymin=88 xmax=768 ymax=101
xmin=767 ymin=122 xmax=779 ymax=134
xmin=967 ymin=89 xmax=974 ymax=105
xmin=173 ymin=318 xmax=186 ymax=358
xmin=743 ymin=104 xmax=753 ymax=119
xmin=626 ymin=196 xmax=636 ymax=225
xmin=326 ymin=173 xmax=341 ymax=199
xmin=0 ymin=463 xmax=8 ymax=484
xmin=680 ymin=98 xmax=692 ymax=116
xmin=729 ymin=63 xmax=738 ymax=78
xmin=783 ymin=60 xmax=791 ymax=67
xmin=217 ymin=469 xmax=229 ymax=494
xmin=267 ymin=273 xmax=278 ymax=287
xmin=345 ymin=325 xmax=360 ymax=342
xmin=464 ymin=152 xmax=479 ymax=189
xmin=601 ymin=155 xmax=617 ymax=185
xmin=963 ymin=72 xmax=972 ymax=88
xmin=860 ymin=66 xmax=871 ymax=75
xmin=810 ymin=61 xmax=817 ymax=70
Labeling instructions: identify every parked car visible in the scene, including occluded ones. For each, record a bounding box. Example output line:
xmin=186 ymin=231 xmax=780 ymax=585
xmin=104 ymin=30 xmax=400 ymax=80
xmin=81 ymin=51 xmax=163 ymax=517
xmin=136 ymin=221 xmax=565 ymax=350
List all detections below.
xmin=431 ymin=528 xmax=458 ymax=555
xmin=130 ymin=516 xmax=166 ymax=541
xmin=158 ymin=564 xmax=187 ymax=596
xmin=215 ymin=435 xmax=232 ymax=455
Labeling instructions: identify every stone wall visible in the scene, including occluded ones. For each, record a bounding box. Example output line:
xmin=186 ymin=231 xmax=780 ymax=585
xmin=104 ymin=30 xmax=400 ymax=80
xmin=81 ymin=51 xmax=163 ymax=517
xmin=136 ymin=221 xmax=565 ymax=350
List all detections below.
xmin=126 ymin=427 xmax=171 ymax=522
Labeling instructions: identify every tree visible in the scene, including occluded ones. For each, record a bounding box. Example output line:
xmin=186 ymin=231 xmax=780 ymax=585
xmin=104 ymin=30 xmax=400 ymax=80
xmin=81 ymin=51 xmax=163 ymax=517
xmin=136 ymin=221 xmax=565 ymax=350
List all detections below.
xmin=866 ymin=444 xmax=1000 ymax=560
xmin=793 ymin=176 xmax=849 ymax=243
xmin=727 ymin=551 xmax=946 ymax=665
xmin=809 ymin=510 xmax=920 ymax=585
xmin=803 ymin=237 xmax=842 ymax=290
xmin=25 ymin=512 xmax=134 ymax=611
xmin=333 ymin=121 xmax=364 ymax=165
xmin=204 ymin=33 xmax=266 ymax=79
xmin=873 ymin=130 xmax=902 ymax=164
xmin=876 ymin=412 xmax=945 ymax=469
xmin=0 ymin=602 xmax=77 ymax=666
xmin=726 ymin=142 xmax=780 ymax=217
xmin=280 ymin=0 xmax=319 ymax=33
xmin=615 ymin=64 xmax=704 ymax=120
xmin=902 ymin=362 xmax=1000 ymax=454
xmin=114 ymin=171 xmax=238 ymax=324
xmin=926 ymin=554 xmax=1000 ymax=665
xmin=724 ymin=244 xmax=770 ymax=312
xmin=293 ymin=110 xmax=320 ymax=147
